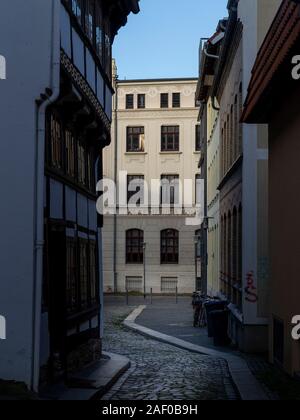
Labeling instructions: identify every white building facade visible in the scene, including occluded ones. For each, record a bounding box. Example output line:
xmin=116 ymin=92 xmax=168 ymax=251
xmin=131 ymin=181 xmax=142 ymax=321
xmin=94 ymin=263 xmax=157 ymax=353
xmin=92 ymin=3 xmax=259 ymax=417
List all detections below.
xmin=103 ymin=78 xmax=200 ymax=295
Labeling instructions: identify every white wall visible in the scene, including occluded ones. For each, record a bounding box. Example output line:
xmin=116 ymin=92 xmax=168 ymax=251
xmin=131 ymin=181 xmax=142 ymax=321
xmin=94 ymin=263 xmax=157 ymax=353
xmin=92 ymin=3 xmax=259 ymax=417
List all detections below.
xmin=0 ymin=0 xmax=54 ymax=386
xmin=238 ymin=0 xmax=281 ymax=325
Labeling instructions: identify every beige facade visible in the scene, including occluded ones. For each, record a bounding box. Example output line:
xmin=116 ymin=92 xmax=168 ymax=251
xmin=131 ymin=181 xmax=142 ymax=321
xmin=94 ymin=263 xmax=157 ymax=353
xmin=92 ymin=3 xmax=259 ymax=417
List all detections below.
xmin=103 ymin=77 xmax=200 ymax=294
xmin=206 ymin=98 xmax=220 ymax=297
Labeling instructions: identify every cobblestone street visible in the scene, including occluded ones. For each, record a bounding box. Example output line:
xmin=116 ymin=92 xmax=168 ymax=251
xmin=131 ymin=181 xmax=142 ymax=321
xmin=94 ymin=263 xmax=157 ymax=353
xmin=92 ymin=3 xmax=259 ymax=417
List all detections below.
xmin=101 ymin=299 xmax=239 ymax=401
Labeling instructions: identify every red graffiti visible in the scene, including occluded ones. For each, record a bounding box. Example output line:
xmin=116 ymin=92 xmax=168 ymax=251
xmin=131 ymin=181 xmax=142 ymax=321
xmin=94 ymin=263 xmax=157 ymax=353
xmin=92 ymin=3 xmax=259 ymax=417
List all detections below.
xmin=245 ymin=271 xmax=258 ymax=303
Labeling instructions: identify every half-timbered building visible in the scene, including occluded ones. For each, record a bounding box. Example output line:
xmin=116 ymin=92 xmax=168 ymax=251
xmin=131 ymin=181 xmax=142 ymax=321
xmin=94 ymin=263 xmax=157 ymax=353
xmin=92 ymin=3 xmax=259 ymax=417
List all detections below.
xmin=0 ymin=0 xmax=139 ymax=391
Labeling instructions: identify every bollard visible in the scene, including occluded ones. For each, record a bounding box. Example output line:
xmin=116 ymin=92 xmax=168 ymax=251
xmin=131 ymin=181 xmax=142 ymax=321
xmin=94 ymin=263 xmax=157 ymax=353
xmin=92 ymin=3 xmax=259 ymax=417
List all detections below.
xmin=150 ymin=288 xmax=153 ymax=305
xmin=126 ymin=288 xmax=129 ymax=306
xmin=175 ymin=286 xmax=178 ymax=304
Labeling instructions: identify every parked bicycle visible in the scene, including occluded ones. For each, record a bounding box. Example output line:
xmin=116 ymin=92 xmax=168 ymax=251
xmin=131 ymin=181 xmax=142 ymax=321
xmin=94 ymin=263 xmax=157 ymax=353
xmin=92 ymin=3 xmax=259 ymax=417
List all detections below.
xmin=192 ymin=292 xmax=208 ymax=328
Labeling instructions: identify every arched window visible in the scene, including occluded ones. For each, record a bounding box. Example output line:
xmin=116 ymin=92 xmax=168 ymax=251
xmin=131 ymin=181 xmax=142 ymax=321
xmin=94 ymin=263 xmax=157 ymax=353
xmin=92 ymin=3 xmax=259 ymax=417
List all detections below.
xmin=224 ymin=214 xmax=227 ymax=295
xmin=221 ymin=128 xmax=224 ymax=177
xmin=238 ymin=204 xmax=243 ymax=309
xmin=232 ymin=207 xmax=238 ymax=304
xmin=239 ymin=83 xmax=243 ymax=154
xmin=234 ymin=95 xmax=238 ymax=159
xmin=161 ymin=229 xmax=179 ymax=264
xmin=126 ymin=229 xmax=144 ymax=264
xmin=230 ymin=105 xmax=234 ymax=166
xmin=228 ymin=211 xmax=232 ymax=301
xmin=195 ymin=229 xmax=201 ymax=258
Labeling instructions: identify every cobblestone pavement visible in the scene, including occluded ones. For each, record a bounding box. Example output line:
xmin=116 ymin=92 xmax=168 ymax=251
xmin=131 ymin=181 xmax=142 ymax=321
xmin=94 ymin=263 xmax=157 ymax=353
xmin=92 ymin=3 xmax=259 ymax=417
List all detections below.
xmin=101 ymin=303 xmax=239 ymax=401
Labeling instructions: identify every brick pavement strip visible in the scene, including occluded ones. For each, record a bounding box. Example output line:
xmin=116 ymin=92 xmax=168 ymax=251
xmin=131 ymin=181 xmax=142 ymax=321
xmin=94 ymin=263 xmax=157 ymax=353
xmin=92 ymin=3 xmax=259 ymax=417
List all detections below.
xmin=101 ymin=304 xmax=239 ymax=401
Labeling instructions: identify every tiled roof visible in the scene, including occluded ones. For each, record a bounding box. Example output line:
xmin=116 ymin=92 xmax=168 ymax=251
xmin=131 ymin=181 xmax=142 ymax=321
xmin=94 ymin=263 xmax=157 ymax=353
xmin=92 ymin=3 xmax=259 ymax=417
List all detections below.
xmin=242 ymin=0 xmax=300 ymax=122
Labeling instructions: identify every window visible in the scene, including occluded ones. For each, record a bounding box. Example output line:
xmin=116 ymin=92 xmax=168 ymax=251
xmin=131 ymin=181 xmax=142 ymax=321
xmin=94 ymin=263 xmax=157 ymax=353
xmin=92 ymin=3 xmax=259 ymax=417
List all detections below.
xmin=85 ymin=0 xmax=95 ymax=42
xmin=89 ymin=242 xmax=97 ymax=305
xmin=95 ymin=2 xmax=103 ymax=62
xmin=127 ymin=175 xmax=145 ymax=204
xmin=72 ymin=0 xmax=83 ymax=25
xmin=126 ymin=277 xmax=143 ymax=293
xmin=195 ymin=125 xmax=201 ymax=152
xmin=161 ymin=126 xmax=179 ymax=152
xmin=66 ymin=238 xmax=77 ymax=314
xmin=273 ymin=318 xmax=284 ymax=365
xmin=104 ymin=21 xmax=112 ymax=77
xmin=137 ymin=94 xmax=146 ymax=109
xmin=161 ymin=277 xmax=178 ymax=293
xmin=196 ymin=174 xmax=202 ymax=205
xmin=65 ymin=130 xmax=75 ymax=178
xmin=127 ymin=127 xmax=145 ymax=152
xmin=195 ymin=229 xmax=201 ymax=258
xmin=126 ymin=94 xmax=134 ymax=109
xmin=161 ymin=93 xmax=169 ymax=108
xmin=161 ymin=175 xmax=179 ymax=206
xmin=50 ymin=114 xmax=63 ymax=170
xmin=239 ymin=83 xmax=243 ymax=154
xmin=161 ymin=229 xmax=179 ymax=264
xmin=66 ymin=238 xmax=97 ymax=315
xmin=126 ymin=229 xmax=144 ymax=264
xmin=172 ymin=93 xmax=181 ymax=108
xmin=86 ymin=149 xmax=95 ymax=191
xmin=78 ymin=143 xmax=86 ymax=185
xmin=79 ymin=239 xmax=89 ymax=309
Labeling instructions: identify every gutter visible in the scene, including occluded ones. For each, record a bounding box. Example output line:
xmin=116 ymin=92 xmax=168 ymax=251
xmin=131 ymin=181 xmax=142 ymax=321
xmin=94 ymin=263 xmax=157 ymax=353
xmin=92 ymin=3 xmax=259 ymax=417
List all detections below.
xmin=211 ymin=5 xmax=238 ymax=102
xmin=31 ymin=0 xmax=61 ymax=391
xmin=113 ymin=77 xmax=118 ymax=294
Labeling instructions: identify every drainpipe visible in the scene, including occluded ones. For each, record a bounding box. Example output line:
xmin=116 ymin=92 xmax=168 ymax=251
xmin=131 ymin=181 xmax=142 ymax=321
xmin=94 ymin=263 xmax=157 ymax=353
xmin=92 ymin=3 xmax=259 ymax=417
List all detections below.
xmin=113 ymin=76 xmax=118 ymax=294
xmin=31 ymin=0 xmax=60 ymax=391
xmin=96 ymin=155 xmax=104 ymax=339
xmin=212 ymin=96 xmax=220 ymax=112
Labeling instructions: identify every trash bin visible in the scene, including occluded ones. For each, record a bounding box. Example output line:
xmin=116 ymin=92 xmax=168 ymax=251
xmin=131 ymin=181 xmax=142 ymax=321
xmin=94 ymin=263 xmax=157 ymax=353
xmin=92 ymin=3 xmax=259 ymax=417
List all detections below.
xmin=210 ymin=309 xmax=230 ymax=347
xmin=204 ymin=301 xmax=227 ymax=337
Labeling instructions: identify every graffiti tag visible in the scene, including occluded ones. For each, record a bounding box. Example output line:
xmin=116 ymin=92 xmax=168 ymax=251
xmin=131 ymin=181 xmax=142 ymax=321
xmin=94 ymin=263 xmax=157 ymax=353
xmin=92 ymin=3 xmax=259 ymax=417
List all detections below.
xmin=245 ymin=271 xmax=258 ymax=303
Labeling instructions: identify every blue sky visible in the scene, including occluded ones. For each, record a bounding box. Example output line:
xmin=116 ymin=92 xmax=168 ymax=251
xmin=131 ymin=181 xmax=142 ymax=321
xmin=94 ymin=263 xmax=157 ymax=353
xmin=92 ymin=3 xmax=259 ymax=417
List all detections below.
xmin=113 ymin=0 xmax=228 ymax=80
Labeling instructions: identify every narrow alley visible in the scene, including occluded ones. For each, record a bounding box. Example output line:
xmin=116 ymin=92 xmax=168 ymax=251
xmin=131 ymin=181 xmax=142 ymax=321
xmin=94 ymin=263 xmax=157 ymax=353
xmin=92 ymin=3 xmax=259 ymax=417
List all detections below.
xmin=101 ymin=297 xmax=238 ymax=401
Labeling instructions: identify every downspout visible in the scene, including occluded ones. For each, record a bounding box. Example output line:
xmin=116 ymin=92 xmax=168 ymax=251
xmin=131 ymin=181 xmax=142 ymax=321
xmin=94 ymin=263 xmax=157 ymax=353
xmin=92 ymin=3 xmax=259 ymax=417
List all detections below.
xmin=113 ymin=77 xmax=118 ymax=294
xmin=212 ymin=96 xmax=220 ymax=111
xmin=203 ymin=44 xmax=220 ymax=111
xmin=31 ymin=0 xmax=60 ymax=391
xmin=96 ymin=155 xmax=104 ymax=339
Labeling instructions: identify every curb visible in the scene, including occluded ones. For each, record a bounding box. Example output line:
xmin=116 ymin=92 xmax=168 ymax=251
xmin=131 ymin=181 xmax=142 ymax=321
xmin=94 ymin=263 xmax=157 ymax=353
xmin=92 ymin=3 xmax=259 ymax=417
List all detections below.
xmin=123 ymin=305 xmax=270 ymax=401
xmin=41 ymin=352 xmax=131 ymax=401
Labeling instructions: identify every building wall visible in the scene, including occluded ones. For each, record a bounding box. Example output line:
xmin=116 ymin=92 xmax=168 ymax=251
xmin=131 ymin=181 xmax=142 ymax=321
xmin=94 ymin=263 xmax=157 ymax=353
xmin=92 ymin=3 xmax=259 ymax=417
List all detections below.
xmin=103 ymin=79 xmax=199 ymax=294
xmin=216 ymin=0 xmax=280 ymax=352
xmin=0 ymin=0 xmax=54 ymax=386
xmin=207 ymin=99 xmax=220 ymax=297
xmin=103 ymin=215 xmax=196 ymax=294
xmin=269 ymin=84 xmax=300 ymax=375
xmin=238 ymin=0 xmax=279 ymax=329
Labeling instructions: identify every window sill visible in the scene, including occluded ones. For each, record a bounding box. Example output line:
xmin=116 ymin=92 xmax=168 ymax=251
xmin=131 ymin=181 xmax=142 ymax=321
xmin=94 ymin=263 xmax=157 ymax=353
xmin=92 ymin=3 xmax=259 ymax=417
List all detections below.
xmin=160 ymin=151 xmax=182 ymax=155
xmin=125 ymin=152 xmax=147 ymax=155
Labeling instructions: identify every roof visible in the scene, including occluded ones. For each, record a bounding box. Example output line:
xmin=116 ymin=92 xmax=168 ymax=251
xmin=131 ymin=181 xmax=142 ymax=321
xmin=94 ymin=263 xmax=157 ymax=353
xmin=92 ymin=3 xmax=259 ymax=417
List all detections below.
xmin=195 ymin=19 xmax=228 ymax=103
xmin=211 ymin=1 xmax=239 ymax=101
xmin=242 ymin=0 xmax=300 ymax=123
xmin=117 ymin=78 xmax=198 ymax=84
xmin=107 ymin=0 xmax=140 ymax=39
